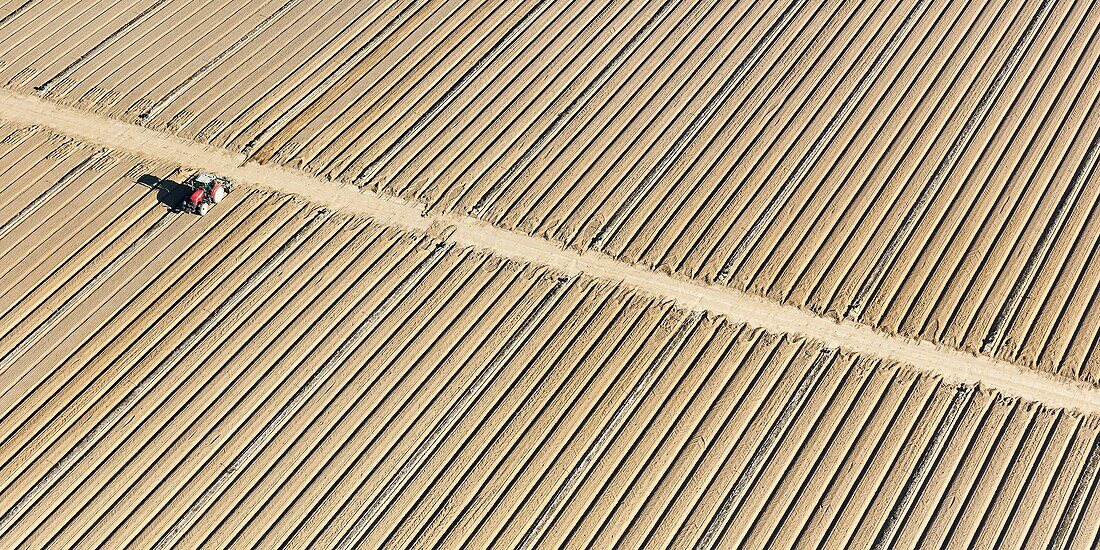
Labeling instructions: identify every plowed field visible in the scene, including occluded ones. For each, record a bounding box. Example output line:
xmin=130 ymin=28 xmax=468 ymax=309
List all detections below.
xmin=2 ymin=0 xmax=1100 ymax=546
xmin=0 ymin=0 xmax=1097 ymax=381
xmin=0 ymin=124 xmax=1096 ymax=547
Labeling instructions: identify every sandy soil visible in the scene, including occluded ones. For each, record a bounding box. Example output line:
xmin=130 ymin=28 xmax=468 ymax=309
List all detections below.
xmin=0 ymin=1 xmax=1098 ymax=546
xmin=0 ymin=93 xmax=1096 ymax=415
xmin=0 ymin=123 xmax=1095 ymax=548
xmin=0 ymin=0 xmax=1096 ymax=382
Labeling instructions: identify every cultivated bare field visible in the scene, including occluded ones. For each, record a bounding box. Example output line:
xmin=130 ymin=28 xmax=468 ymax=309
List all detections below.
xmin=0 ymin=0 xmax=1097 ymax=382
xmin=0 ymin=124 xmax=1096 ymax=548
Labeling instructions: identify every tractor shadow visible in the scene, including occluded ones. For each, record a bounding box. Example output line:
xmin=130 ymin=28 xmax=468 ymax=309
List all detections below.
xmin=138 ymin=174 xmax=190 ymax=211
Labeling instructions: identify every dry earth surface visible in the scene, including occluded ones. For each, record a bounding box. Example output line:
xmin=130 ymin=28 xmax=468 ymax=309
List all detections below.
xmin=0 ymin=0 xmax=1099 ymax=547
xmin=0 ymin=0 xmax=1097 ymax=381
xmin=0 ymin=124 xmax=1095 ymax=548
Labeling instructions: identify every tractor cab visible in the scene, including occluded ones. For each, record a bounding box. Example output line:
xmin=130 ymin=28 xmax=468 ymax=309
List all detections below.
xmin=180 ymin=172 xmax=234 ymax=215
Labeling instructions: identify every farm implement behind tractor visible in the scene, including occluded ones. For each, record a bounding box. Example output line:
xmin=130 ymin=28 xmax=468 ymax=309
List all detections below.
xmin=180 ymin=172 xmax=235 ymax=215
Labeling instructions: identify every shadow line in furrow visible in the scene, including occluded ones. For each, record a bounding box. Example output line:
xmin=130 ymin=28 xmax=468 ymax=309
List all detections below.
xmin=694 ymin=346 xmax=836 ymax=549
xmin=0 ymin=207 xmax=330 ymax=537
xmin=636 ymin=0 xmax=862 ymax=272
xmin=870 ymin=384 xmax=976 ymax=550
xmin=268 ymin=251 xmax=525 ymax=549
xmin=1048 ymin=433 xmax=1100 ymax=549
xmin=982 ymin=133 xmax=1100 ymax=354
xmin=75 ymin=222 xmax=377 ymax=548
xmin=243 ymin=0 xmax=432 ymax=158
xmin=846 ymin=0 xmax=1058 ymax=318
xmin=986 ymin=409 xmax=1061 ymax=547
xmin=483 ymin=0 xmax=745 ymax=238
xmin=353 ymin=0 xmax=556 ymax=187
xmin=898 ymin=0 xmax=1099 ymax=344
xmin=955 ymin=408 xmax=1041 ymax=548
xmin=1014 ymin=415 xmax=1084 ymax=547
xmin=0 ymin=1 xmax=34 ymax=32
xmin=569 ymin=320 xmax=737 ymax=548
xmin=0 ymin=148 xmax=109 ymax=241
xmin=34 ymin=0 xmax=174 ymax=95
xmin=516 ymin=309 xmax=701 ymax=549
xmin=579 ymin=325 xmax=752 ymax=547
xmin=242 ymin=250 xmax=495 ymax=547
xmin=403 ymin=283 xmax=619 ymax=547
xmin=0 ymin=207 xmax=172 ymax=378
xmin=185 ymin=227 xmax=400 ymax=549
xmin=408 ymin=0 xmax=645 ymax=211
xmin=7 ymin=196 xmax=271 ymax=545
xmin=436 ymin=294 xmax=664 ymax=548
xmin=632 ymin=332 xmax=777 ymax=546
xmin=137 ymin=0 xmax=304 ymax=124
xmin=467 ymin=0 xmax=689 ymax=216
xmin=0 ymin=191 xmax=265 ymax=437
xmin=713 ymin=0 xmax=931 ymax=284
xmin=0 ymin=194 xmax=282 ymax=476
xmin=910 ymin=393 xmax=1002 ymax=549
xmin=151 ymin=238 xmax=452 ymax=550
xmin=794 ymin=373 xmax=928 ymax=548
xmin=761 ymin=360 xmax=888 ymax=548
xmin=334 ymin=273 xmax=575 ymax=549
xmin=587 ymin=0 xmax=810 ymax=251
xmin=932 ymin=399 xmax=1023 ymax=548
xmin=23 ymin=207 xmax=341 ymax=548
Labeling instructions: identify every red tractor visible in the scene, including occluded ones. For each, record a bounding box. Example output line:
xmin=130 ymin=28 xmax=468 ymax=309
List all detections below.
xmin=180 ymin=172 xmax=234 ymax=215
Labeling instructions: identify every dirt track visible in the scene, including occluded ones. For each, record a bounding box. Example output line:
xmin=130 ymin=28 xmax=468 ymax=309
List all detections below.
xmin=0 ymin=88 xmax=1097 ymax=415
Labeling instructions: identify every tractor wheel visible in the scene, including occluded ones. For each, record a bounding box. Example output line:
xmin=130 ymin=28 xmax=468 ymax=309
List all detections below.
xmin=198 ymin=203 xmax=210 ymax=216
xmin=212 ymin=185 xmax=226 ymax=204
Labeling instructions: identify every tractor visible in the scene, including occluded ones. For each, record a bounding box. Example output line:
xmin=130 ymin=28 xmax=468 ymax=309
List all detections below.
xmin=180 ymin=172 xmax=234 ymax=216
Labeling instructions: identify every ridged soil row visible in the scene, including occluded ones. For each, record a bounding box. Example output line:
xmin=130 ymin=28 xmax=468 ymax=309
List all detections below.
xmin=0 ymin=0 xmax=149 ymax=91
xmin=857 ymin=0 xmax=1100 ymax=358
xmin=233 ymin=0 xmax=443 ymax=156
xmin=1 ymin=1 xmax=1099 ymax=380
xmin=0 ymin=196 xmax=313 ymax=542
xmin=0 ymin=162 xmax=1095 ymax=545
xmin=248 ymin=0 xmax=527 ymax=166
xmin=152 ymin=0 xmax=374 ymax=140
xmin=60 ymin=220 xmax=403 ymax=549
xmin=10 ymin=194 xmax=337 ymax=548
xmin=598 ymin=0 xmax=907 ymax=271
